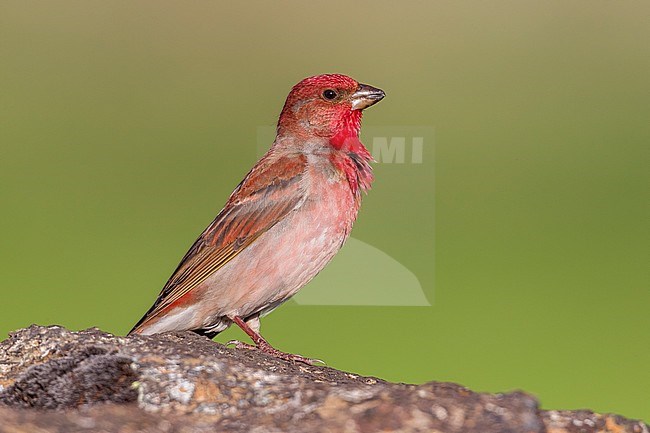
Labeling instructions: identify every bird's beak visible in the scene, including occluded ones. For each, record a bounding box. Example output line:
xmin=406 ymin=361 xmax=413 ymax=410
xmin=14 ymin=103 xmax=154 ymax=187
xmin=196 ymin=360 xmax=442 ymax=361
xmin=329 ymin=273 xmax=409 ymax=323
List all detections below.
xmin=350 ymin=84 xmax=385 ymax=110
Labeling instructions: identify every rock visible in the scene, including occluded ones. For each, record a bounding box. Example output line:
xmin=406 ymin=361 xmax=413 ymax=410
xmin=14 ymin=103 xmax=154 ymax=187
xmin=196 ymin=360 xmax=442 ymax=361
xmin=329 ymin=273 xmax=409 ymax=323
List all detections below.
xmin=0 ymin=325 xmax=646 ymax=433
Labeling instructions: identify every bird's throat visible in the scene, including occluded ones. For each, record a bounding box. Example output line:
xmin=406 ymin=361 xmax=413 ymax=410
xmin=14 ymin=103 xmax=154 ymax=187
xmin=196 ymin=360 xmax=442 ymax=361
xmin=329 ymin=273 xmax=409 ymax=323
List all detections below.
xmin=329 ymin=110 xmax=364 ymax=153
xmin=328 ymin=110 xmax=373 ymax=196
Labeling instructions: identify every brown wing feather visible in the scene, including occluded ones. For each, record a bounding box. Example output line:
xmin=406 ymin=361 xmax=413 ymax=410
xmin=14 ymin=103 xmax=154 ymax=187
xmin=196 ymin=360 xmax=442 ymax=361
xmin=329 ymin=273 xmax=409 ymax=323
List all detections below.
xmin=129 ymin=151 xmax=307 ymax=334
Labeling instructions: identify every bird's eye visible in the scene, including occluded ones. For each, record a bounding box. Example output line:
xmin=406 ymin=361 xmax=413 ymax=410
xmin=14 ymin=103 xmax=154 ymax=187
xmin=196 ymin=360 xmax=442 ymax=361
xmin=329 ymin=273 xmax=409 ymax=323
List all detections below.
xmin=322 ymin=89 xmax=338 ymax=100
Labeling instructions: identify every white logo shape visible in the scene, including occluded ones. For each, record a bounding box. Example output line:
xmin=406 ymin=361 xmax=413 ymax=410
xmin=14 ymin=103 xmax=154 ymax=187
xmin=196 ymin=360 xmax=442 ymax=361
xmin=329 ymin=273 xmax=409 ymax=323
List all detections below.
xmin=293 ymin=237 xmax=430 ymax=306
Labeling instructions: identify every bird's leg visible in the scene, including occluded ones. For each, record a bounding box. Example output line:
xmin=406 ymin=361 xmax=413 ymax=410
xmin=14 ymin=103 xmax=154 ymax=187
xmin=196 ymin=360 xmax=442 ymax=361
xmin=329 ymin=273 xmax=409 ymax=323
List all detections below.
xmin=227 ymin=315 xmax=323 ymax=365
xmin=225 ymin=315 xmax=261 ymax=350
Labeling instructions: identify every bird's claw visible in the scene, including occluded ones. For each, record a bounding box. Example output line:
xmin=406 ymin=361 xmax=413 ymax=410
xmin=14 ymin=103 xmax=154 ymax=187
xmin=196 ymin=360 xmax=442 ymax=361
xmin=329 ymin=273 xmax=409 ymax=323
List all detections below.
xmin=255 ymin=341 xmax=325 ymax=366
xmin=226 ymin=339 xmax=255 ymax=350
xmin=226 ymin=339 xmax=325 ymax=366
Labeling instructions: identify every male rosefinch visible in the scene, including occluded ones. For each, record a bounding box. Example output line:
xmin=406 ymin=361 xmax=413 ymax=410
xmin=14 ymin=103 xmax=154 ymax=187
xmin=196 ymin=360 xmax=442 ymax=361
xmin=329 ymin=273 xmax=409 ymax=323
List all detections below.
xmin=129 ymin=74 xmax=385 ymax=364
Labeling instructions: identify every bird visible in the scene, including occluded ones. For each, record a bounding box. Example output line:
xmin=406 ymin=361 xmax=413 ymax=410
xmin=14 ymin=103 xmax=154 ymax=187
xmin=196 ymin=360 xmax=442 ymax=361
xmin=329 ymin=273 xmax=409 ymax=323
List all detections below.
xmin=129 ymin=74 xmax=385 ymax=364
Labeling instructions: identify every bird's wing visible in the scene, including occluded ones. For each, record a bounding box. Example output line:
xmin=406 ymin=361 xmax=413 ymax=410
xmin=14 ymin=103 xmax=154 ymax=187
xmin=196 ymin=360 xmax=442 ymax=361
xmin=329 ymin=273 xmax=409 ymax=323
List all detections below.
xmin=129 ymin=152 xmax=307 ymax=334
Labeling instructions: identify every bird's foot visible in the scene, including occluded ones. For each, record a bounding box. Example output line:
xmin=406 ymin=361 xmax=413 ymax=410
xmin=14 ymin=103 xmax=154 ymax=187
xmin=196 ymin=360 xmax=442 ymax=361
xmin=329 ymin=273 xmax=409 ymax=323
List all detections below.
xmin=226 ymin=339 xmax=324 ymax=366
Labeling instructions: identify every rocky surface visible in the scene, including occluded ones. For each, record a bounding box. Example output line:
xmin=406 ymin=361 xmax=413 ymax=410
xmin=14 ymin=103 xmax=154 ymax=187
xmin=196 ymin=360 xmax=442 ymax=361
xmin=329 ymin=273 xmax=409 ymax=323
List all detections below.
xmin=0 ymin=325 xmax=646 ymax=433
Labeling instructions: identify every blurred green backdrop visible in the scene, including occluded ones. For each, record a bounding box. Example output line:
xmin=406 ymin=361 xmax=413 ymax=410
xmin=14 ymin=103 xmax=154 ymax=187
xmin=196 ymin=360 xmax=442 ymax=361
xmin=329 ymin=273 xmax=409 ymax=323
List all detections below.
xmin=1 ymin=0 xmax=648 ymax=422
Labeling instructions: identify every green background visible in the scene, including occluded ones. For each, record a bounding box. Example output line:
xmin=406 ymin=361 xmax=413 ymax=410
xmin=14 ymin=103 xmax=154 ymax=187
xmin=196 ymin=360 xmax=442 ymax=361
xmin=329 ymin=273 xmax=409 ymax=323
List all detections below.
xmin=1 ymin=0 xmax=648 ymax=422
